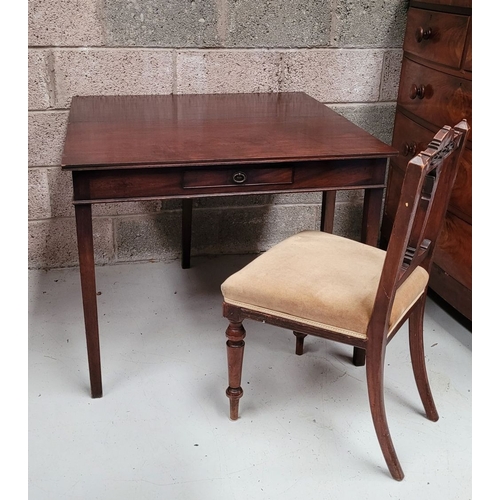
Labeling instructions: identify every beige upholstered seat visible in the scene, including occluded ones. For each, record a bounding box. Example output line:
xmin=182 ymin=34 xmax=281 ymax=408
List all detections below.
xmin=222 ymin=230 xmax=428 ymax=339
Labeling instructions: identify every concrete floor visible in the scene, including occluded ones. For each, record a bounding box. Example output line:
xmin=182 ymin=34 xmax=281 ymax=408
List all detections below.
xmin=28 ymin=254 xmax=472 ymax=500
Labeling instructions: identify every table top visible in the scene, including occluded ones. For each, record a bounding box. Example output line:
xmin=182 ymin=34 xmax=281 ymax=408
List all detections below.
xmin=61 ymin=92 xmax=397 ymax=170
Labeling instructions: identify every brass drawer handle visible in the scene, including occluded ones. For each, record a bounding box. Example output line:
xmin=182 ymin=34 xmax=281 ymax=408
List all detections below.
xmin=410 ymin=84 xmax=426 ymax=100
xmin=416 ymin=26 xmax=433 ymax=43
xmin=232 ymin=171 xmax=247 ymax=184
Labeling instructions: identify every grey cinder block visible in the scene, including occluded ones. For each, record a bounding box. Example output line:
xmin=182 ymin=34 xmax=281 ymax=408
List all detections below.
xmin=28 ymin=168 xmax=51 ymax=220
xmin=191 ymin=204 xmax=320 ymax=255
xmin=333 ymin=200 xmax=364 ymax=241
xmin=280 ymin=49 xmax=384 ymax=102
xmin=226 ymin=0 xmax=332 ymax=48
xmin=28 ymin=217 xmax=114 ymax=269
xmin=28 ymin=111 xmax=69 ymax=167
xmin=177 ymin=50 xmax=281 ymax=94
xmin=53 ymin=49 xmax=174 ymax=108
xmin=28 ymin=0 xmax=105 ymax=46
xmin=102 ymin=0 xmax=219 ymax=47
xmin=380 ymin=50 xmax=404 ymax=101
xmin=328 ymin=103 xmax=397 ymax=144
xmin=332 ymin=0 xmax=408 ymax=48
xmin=116 ymin=212 xmax=183 ymax=262
xmin=44 ymin=168 xmax=73 ymax=218
xmin=28 ymin=50 xmax=52 ymax=110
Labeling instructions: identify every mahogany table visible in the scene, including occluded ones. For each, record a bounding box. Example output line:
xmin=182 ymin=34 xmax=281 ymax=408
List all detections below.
xmin=61 ymin=92 xmax=398 ymax=398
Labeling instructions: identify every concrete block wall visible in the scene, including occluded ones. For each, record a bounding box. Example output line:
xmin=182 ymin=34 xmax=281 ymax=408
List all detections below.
xmin=28 ymin=0 xmax=408 ymax=269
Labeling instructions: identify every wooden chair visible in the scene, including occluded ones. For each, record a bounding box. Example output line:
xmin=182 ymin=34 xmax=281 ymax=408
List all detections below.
xmin=220 ymin=120 xmax=470 ymax=480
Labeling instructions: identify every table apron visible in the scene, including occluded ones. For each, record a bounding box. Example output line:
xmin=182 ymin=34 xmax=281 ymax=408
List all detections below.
xmin=71 ymin=159 xmax=387 ymax=203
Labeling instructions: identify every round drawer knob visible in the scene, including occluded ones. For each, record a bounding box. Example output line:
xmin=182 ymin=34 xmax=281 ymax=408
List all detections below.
xmin=403 ymin=142 xmax=417 ymax=157
xmin=416 ymin=27 xmax=433 ymax=43
xmin=232 ymin=171 xmax=247 ymax=184
xmin=410 ymin=84 xmax=426 ymax=100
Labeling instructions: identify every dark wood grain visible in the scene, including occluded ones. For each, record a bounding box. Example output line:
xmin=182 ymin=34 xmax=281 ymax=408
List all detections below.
xmin=361 ymin=187 xmax=385 ymax=246
xmin=62 ymin=93 xmax=396 ymax=169
xmin=71 ymin=158 xmax=387 ymax=203
xmin=404 ymin=7 xmax=470 ymax=68
xmin=428 ymin=264 xmax=471 ymax=319
xmin=74 ymin=204 xmax=102 ymax=398
xmin=225 ymin=320 xmax=246 ymax=421
xmin=434 ymin=211 xmax=472 ymax=289
xmin=320 ymin=191 xmax=336 ymax=233
xmin=398 ymin=58 xmax=472 ymax=133
xmin=413 ymin=0 xmax=471 ymax=10
xmin=463 ymin=23 xmax=472 ymax=71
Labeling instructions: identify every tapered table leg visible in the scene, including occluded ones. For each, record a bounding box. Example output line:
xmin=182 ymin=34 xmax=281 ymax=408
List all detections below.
xmin=182 ymin=198 xmax=193 ymax=269
xmin=74 ymin=204 xmax=102 ymax=398
xmin=361 ymin=187 xmax=384 ymax=247
xmin=320 ymin=191 xmax=336 ymax=233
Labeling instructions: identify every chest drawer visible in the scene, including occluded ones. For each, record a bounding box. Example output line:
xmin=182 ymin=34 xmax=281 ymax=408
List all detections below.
xmin=414 ymin=0 xmax=471 ymax=8
xmin=404 ymin=7 xmax=470 ymax=69
xmin=398 ymin=58 xmax=471 ymax=132
xmin=390 ymin=111 xmax=471 ymax=220
xmin=391 ymin=112 xmax=434 ymax=171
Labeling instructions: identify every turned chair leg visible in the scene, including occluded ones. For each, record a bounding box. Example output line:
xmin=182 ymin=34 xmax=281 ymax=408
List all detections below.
xmin=226 ymin=321 xmax=246 ymax=420
xmin=366 ymin=348 xmax=404 ymax=481
xmin=409 ymin=297 xmax=439 ymax=421
xmin=293 ymin=331 xmax=307 ymax=355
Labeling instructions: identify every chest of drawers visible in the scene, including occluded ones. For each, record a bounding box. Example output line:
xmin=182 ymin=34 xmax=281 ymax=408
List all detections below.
xmin=382 ymin=0 xmax=472 ymax=320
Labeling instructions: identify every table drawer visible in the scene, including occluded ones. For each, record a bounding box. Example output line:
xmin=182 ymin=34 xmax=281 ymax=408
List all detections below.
xmin=183 ymin=167 xmax=294 ymax=189
xmin=404 ymin=7 xmax=469 ymax=69
xmin=398 ymin=58 xmax=471 ymax=132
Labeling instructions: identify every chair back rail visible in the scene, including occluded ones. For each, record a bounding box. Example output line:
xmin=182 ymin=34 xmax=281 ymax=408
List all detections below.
xmin=367 ymin=120 xmax=470 ymax=342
